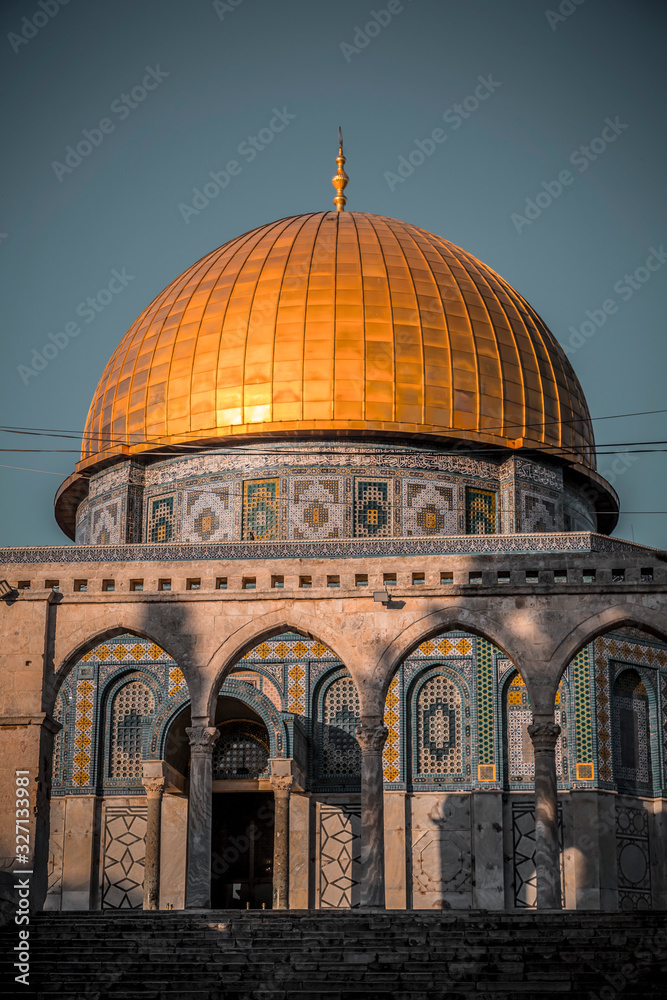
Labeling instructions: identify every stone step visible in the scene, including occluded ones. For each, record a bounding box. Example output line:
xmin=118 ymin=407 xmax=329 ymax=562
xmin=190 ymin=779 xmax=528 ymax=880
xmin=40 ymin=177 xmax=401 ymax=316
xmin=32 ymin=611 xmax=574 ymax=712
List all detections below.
xmin=3 ymin=910 xmax=664 ymax=999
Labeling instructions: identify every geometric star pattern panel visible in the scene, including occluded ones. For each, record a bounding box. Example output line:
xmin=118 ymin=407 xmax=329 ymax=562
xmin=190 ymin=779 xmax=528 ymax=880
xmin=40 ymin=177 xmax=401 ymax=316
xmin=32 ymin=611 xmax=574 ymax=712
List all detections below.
xmin=72 ymin=678 xmax=95 ymax=788
xmin=615 ymin=803 xmax=652 ymax=911
xmin=383 ymin=674 xmax=401 ymax=782
xmin=403 ymin=478 xmax=458 ymax=536
xmin=102 ymin=805 xmax=147 ymax=909
xmin=90 ymin=498 xmax=122 ymax=546
xmin=182 ymin=487 xmax=234 ymax=542
xmin=475 ymin=639 xmax=496 ymax=768
xmin=241 ymin=633 xmax=337 ymax=664
xmin=572 ymin=647 xmax=595 ymax=781
xmin=522 ymin=491 xmax=558 ymax=532
xmin=318 ymin=803 xmax=361 ymax=908
xmin=288 ymin=477 xmax=345 ymax=539
xmin=511 ymin=801 xmax=564 ymax=909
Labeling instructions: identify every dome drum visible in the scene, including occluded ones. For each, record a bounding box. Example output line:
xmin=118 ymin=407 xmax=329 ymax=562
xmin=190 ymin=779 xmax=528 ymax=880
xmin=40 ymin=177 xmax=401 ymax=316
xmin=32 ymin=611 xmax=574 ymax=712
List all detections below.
xmin=68 ymin=443 xmax=607 ymax=547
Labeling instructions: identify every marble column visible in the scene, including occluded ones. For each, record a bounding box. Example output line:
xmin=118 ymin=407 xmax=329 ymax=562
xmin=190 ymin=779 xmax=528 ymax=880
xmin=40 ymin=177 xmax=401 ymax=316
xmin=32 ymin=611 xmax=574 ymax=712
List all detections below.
xmin=270 ymin=775 xmax=292 ymax=909
xmin=141 ymin=775 xmax=165 ymax=910
xmin=528 ymin=718 xmax=562 ymax=909
xmin=185 ymin=726 xmax=219 ymax=909
xmin=355 ymin=722 xmax=388 ymax=909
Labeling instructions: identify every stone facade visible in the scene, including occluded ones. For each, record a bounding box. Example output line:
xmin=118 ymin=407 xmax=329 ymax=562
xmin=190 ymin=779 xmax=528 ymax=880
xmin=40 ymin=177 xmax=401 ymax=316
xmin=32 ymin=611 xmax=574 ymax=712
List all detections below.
xmin=1 ymin=538 xmax=666 ymax=916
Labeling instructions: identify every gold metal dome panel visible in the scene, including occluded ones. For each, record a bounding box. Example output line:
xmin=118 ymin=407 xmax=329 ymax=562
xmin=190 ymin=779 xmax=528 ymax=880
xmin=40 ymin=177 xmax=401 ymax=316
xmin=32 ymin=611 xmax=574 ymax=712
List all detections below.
xmin=79 ymin=212 xmax=595 ymax=471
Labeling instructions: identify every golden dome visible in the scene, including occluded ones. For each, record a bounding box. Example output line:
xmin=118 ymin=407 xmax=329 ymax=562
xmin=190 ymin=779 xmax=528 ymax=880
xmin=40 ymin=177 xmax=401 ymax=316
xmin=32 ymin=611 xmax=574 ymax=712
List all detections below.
xmin=78 ymin=211 xmax=595 ymax=472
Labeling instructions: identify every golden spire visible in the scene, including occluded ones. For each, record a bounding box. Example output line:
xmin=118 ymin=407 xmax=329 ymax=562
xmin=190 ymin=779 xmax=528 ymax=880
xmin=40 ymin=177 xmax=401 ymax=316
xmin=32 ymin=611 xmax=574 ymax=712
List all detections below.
xmin=332 ymin=126 xmax=348 ymax=212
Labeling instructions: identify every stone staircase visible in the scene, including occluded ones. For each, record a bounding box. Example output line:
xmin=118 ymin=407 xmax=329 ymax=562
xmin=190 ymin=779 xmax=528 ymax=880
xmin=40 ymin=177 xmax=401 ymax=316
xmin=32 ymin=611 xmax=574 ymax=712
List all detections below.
xmin=2 ymin=909 xmax=666 ymax=999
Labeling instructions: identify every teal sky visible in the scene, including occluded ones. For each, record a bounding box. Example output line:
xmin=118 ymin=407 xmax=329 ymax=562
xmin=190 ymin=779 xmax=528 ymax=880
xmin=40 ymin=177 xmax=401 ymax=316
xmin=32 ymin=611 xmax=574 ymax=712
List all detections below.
xmin=0 ymin=0 xmax=665 ymax=548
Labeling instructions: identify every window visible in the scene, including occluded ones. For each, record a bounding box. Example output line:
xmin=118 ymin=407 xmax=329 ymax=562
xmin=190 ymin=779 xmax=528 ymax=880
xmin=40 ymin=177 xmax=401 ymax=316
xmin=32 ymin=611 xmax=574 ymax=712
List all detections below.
xmin=327 ymin=575 xmax=340 ymax=588
xmin=525 ymin=570 xmax=538 ymax=584
xmin=74 ymin=580 xmax=88 ymax=592
xmin=355 ymin=574 xmax=368 ymax=587
xmin=583 ymin=569 xmax=596 ymax=584
xmin=158 ymin=579 xmax=171 ymax=592
xmin=320 ymin=676 xmax=361 ymax=777
xmin=242 ymin=577 xmax=256 ymax=590
xmin=612 ymin=670 xmax=652 ymax=793
xmin=554 ymin=570 xmax=567 ymax=584
xmin=17 ymin=581 xmax=30 ymax=590
xmin=641 ymin=567 xmax=653 ymax=582
xmin=497 ymin=571 xmax=510 ymax=584
xmin=412 ymin=573 xmax=425 ymax=586
xmin=468 ymin=572 xmax=482 ymax=585
xmin=383 ymin=573 xmax=397 ymax=587
xmin=440 ymin=572 xmax=453 ymax=585
xmin=299 ymin=576 xmax=312 ymax=589
xmin=212 ymin=720 xmax=270 ymax=778
xmin=45 ymin=580 xmax=60 ymax=591
xmin=129 ymin=580 xmax=143 ymax=592
xmin=102 ymin=580 xmax=115 ymax=592
xmin=612 ymin=568 xmax=625 ymax=583
xmin=216 ymin=577 xmax=228 ymax=590
xmin=186 ymin=579 xmax=201 ymax=590
xmin=109 ymin=679 xmax=155 ymax=780
xmin=271 ymin=576 xmax=284 ymax=589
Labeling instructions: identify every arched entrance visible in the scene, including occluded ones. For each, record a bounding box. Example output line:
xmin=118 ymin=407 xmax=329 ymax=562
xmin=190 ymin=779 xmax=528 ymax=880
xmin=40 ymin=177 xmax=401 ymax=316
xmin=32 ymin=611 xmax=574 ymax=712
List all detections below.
xmin=210 ymin=697 xmax=274 ymax=908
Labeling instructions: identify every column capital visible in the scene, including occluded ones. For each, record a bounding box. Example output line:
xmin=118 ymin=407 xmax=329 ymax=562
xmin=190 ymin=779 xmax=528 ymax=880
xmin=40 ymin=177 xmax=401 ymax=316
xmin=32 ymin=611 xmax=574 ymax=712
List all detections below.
xmin=186 ymin=725 xmax=219 ymax=756
xmin=270 ymin=775 xmax=293 ymax=796
xmin=527 ymin=721 xmax=561 ymax=752
xmin=141 ymin=776 xmax=166 ymax=798
xmin=355 ymin=723 xmax=388 ymax=754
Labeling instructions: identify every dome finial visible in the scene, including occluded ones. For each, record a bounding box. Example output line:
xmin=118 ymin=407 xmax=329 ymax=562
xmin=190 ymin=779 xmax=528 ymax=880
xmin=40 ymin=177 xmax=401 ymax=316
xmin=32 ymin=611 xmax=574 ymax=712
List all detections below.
xmin=332 ymin=126 xmax=348 ymax=212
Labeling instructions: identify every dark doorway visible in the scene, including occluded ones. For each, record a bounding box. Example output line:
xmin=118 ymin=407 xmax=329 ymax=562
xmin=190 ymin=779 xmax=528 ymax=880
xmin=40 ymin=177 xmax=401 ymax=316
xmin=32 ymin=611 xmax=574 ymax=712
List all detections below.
xmin=211 ymin=792 xmax=274 ymax=908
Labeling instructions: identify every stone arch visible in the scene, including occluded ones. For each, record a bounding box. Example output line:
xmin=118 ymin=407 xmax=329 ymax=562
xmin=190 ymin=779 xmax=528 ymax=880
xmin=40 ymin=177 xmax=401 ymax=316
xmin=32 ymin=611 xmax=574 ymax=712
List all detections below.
xmin=371 ymin=606 xmax=528 ymax=710
xmin=51 ymin=618 xmax=193 ymax=712
xmin=205 ymin=608 xmax=360 ymax=722
xmin=216 ymin=677 xmax=287 ymax=761
xmin=544 ymin=604 xmax=667 ymax=690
